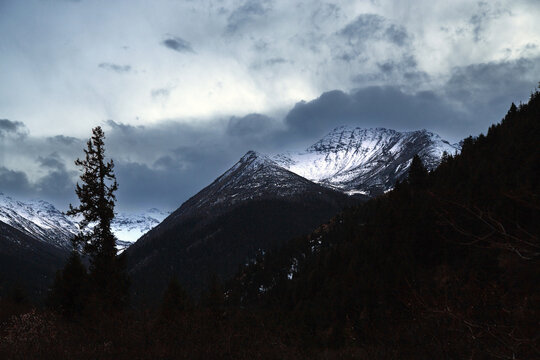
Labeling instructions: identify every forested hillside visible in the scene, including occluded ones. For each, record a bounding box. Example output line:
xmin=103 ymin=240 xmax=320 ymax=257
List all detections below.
xmin=228 ymin=91 xmax=540 ymax=358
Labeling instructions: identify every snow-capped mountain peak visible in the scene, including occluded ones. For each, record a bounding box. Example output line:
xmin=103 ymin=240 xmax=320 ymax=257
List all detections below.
xmin=112 ymin=209 xmax=169 ymax=250
xmin=0 ymin=193 xmax=78 ymax=250
xmin=272 ymin=126 xmax=459 ymax=196
xmin=171 ymin=149 xmax=324 ymax=220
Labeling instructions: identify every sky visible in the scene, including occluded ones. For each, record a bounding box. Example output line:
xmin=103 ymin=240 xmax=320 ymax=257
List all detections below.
xmin=1 ymin=0 xmax=539 ymax=212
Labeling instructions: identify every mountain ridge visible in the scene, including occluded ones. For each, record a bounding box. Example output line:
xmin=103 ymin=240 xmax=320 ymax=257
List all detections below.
xmin=272 ymin=126 xmax=459 ymax=196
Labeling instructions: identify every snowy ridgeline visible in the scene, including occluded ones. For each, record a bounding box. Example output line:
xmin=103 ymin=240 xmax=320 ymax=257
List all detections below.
xmin=173 ymin=126 xmax=459 ymax=215
xmin=272 ymin=126 xmax=459 ymax=194
xmin=0 ymin=193 xmax=169 ymax=251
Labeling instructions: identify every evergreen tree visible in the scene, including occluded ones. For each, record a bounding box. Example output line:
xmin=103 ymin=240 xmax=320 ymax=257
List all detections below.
xmin=408 ymin=154 xmax=428 ymax=188
xmin=67 ymin=126 xmax=118 ymax=259
xmin=48 ymin=251 xmax=87 ymax=317
xmin=67 ymin=126 xmax=128 ymax=311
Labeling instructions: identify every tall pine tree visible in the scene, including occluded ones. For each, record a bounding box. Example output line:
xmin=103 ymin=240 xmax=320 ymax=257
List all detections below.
xmin=67 ymin=126 xmax=128 ymax=311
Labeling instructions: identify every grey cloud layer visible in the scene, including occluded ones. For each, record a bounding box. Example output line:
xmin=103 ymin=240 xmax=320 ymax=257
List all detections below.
xmin=286 ymin=57 xmax=540 ymax=141
xmin=2 ymin=0 xmax=538 ymax=137
xmin=0 ymin=119 xmax=28 ymax=138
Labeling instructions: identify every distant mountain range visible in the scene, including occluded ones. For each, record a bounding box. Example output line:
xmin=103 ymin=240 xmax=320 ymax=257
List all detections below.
xmin=0 ymin=193 xmax=169 ymax=251
xmin=126 ymin=126 xmax=459 ymax=301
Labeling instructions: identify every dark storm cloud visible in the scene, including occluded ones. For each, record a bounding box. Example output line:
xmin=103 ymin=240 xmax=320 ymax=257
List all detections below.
xmin=37 ymin=152 xmax=66 ymax=171
xmin=227 ymin=113 xmax=275 ymax=137
xmin=161 ymin=37 xmax=194 ymax=53
xmin=283 ymin=57 xmax=540 ymax=142
xmin=114 ymin=162 xmax=191 ymax=210
xmin=113 ymin=148 xmax=234 ymax=211
xmin=283 ymin=87 xmax=465 ymax=141
xmin=225 ymin=0 xmax=271 ymax=34
xmin=0 ymin=137 xmax=77 ymax=206
xmin=98 ymin=63 xmax=132 ymax=73
xmin=0 ymin=119 xmax=28 ymax=138
xmin=0 ymin=166 xmax=31 ymax=196
xmin=35 ymin=169 xmax=76 ymax=203
xmin=445 ymin=56 xmax=540 ymax=127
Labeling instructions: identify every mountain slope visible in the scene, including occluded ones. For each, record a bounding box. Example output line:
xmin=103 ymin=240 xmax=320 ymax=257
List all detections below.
xmin=126 ymin=151 xmax=354 ymax=303
xmin=273 ymin=126 xmax=459 ymax=196
xmin=0 ymin=220 xmax=69 ymax=300
xmin=0 ymin=193 xmax=77 ymax=250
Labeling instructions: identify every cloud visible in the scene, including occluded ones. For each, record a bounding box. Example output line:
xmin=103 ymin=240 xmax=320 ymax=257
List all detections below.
xmin=106 ymin=119 xmax=144 ymax=133
xmin=151 ymin=88 xmax=171 ymax=99
xmin=0 ymin=166 xmax=31 ymax=196
xmin=333 ymin=13 xmax=413 ymax=71
xmin=443 ymin=56 xmax=540 ymax=133
xmin=339 ymin=14 xmax=385 ymax=43
xmin=0 ymin=151 xmax=76 ymax=205
xmin=338 ymin=13 xmax=409 ymax=47
xmin=227 ymin=113 xmax=276 ymax=137
xmin=46 ymin=135 xmax=80 ymax=146
xmin=37 ymin=152 xmax=66 ymax=172
xmin=225 ymin=0 xmax=271 ymax=34
xmin=283 ymin=87 xmax=466 ymax=141
xmin=161 ymin=36 xmax=194 ymax=53
xmin=284 ymin=56 xmax=540 ymax=142
xmin=35 ymin=169 xmax=76 ymax=203
xmin=468 ymin=2 xmax=511 ymax=42
xmin=153 ymin=155 xmax=180 ymax=171
xmin=384 ymin=24 xmax=409 ymax=46
xmin=0 ymin=119 xmax=28 ymax=138
xmin=265 ymin=57 xmax=287 ymax=66
xmin=98 ymin=62 xmax=132 ymax=73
